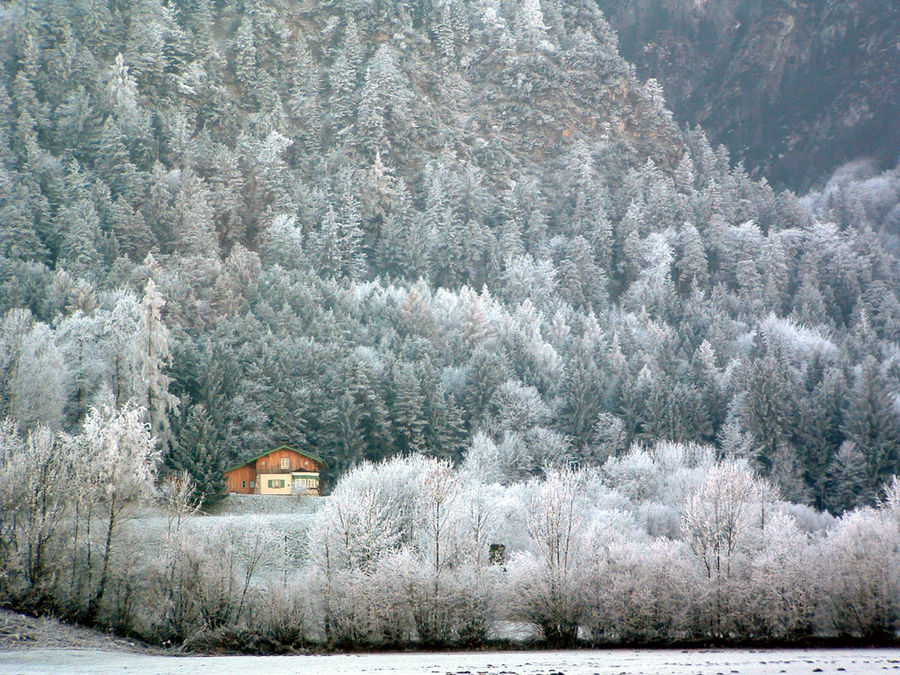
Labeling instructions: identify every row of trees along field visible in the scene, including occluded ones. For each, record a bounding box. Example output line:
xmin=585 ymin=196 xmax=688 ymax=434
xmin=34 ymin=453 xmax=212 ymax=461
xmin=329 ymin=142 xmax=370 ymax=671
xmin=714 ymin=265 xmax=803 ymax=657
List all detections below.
xmin=1 ymin=438 xmax=898 ymax=648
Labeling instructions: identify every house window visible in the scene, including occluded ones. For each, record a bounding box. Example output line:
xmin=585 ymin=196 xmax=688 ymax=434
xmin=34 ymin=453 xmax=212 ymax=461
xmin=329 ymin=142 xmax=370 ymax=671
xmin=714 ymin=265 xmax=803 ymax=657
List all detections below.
xmin=281 ymin=457 xmax=290 ymax=470
xmin=268 ymin=479 xmax=285 ymax=489
xmin=249 ymin=481 xmax=255 ymax=488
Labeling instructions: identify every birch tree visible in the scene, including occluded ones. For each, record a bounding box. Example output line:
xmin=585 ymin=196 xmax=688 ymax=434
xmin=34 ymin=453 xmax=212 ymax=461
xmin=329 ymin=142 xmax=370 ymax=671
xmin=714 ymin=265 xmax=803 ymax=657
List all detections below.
xmin=409 ymin=459 xmax=461 ymax=644
xmin=78 ymin=401 xmax=158 ymax=621
xmin=9 ymin=322 xmax=68 ymax=430
xmin=682 ymin=461 xmax=771 ymax=637
xmin=0 ymin=422 xmax=70 ymax=600
xmin=509 ymin=466 xmax=588 ymax=646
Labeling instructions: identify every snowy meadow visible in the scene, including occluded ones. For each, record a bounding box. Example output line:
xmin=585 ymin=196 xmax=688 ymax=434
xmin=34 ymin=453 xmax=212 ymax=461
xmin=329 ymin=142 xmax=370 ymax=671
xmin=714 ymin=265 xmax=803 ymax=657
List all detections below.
xmin=3 ymin=647 xmax=900 ymax=675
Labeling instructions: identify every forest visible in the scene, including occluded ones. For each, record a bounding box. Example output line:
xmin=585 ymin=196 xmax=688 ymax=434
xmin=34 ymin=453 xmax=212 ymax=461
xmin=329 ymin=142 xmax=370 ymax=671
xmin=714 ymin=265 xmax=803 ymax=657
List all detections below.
xmin=0 ymin=0 xmax=898 ymax=650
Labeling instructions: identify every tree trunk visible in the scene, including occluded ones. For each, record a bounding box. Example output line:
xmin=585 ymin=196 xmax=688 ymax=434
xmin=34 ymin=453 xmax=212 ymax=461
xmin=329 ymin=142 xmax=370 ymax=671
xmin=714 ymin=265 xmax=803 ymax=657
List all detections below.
xmin=88 ymin=495 xmax=117 ymax=623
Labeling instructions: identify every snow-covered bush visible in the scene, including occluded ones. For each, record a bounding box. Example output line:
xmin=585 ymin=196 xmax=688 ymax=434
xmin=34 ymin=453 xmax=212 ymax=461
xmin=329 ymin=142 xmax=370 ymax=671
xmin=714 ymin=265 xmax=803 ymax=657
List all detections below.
xmin=506 ymin=467 xmax=590 ymax=646
xmin=585 ymin=537 xmax=697 ymax=644
xmin=818 ymin=507 xmax=900 ymax=638
xmin=681 ymin=461 xmax=772 ymax=638
xmin=746 ymin=511 xmax=817 ymax=639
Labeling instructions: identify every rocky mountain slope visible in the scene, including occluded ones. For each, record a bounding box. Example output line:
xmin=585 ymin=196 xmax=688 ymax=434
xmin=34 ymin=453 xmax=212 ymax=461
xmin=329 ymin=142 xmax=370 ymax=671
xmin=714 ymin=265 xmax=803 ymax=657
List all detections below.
xmin=598 ymin=0 xmax=900 ymax=191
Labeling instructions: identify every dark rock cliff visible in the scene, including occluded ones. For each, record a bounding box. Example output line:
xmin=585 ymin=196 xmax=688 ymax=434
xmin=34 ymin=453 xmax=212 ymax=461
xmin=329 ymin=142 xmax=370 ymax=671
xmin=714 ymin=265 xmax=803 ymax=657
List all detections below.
xmin=597 ymin=0 xmax=900 ymax=191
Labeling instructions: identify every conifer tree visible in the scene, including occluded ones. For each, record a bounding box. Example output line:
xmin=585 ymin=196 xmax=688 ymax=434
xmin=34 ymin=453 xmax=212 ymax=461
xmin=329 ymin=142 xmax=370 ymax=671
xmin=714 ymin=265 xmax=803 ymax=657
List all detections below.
xmin=166 ymin=403 xmax=226 ymax=508
xmin=393 ymin=363 xmax=427 ymax=454
xmin=56 ymin=199 xmax=104 ymax=281
xmin=826 ymin=441 xmax=869 ymax=513
xmin=135 ymin=277 xmax=178 ymax=454
xmin=233 ymin=16 xmax=258 ymax=88
xmin=841 ymin=358 xmax=900 ymax=499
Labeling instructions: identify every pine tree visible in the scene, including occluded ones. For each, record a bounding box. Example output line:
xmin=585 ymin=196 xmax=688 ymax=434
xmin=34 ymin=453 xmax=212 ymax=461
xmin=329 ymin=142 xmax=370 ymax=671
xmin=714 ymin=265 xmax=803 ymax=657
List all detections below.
xmin=677 ymin=223 xmax=708 ymax=294
xmin=166 ymin=403 xmax=226 ymax=508
xmin=793 ymin=267 xmax=827 ymax=325
xmin=393 ymin=363 xmax=427 ymax=454
xmin=310 ymin=203 xmax=344 ymax=278
xmin=463 ymin=344 xmax=511 ymax=426
xmin=347 ymin=360 xmax=394 ymax=463
xmin=674 ymin=152 xmax=696 ymax=194
xmin=56 ymin=199 xmax=104 ymax=281
xmin=826 ymin=441 xmax=868 ymax=513
xmin=173 ymin=168 xmax=219 ymax=259
xmin=207 ymin=147 xmax=246 ymax=249
xmin=108 ymin=196 xmax=154 ymax=261
xmin=516 ymin=0 xmax=548 ymax=42
xmin=233 ymin=16 xmax=258 ymax=87
xmin=327 ymin=389 xmax=366 ymax=471
xmin=135 ymin=277 xmax=179 ymax=454
xmin=123 ymin=2 xmax=169 ymax=94
xmin=561 ymin=338 xmax=604 ymax=445
xmin=288 ymin=35 xmax=323 ymax=152
xmin=328 ymin=19 xmax=363 ymax=127
xmin=96 ymin=118 xmax=144 ymax=202
xmin=0 ymin=83 xmax=17 ymax=169
xmin=742 ymin=352 xmax=796 ymax=474
xmin=795 ymin=363 xmax=845 ymax=510
xmin=0 ymin=176 xmax=48 ymax=263
xmin=424 ymin=382 xmax=466 ymax=460
xmin=841 ymin=358 xmax=900 ymax=500
xmin=358 ymin=68 xmax=387 ymax=154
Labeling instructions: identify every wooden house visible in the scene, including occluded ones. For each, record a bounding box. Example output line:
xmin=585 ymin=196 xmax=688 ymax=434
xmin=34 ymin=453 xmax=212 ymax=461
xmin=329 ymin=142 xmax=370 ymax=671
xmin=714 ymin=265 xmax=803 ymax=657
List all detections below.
xmin=224 ymin=445 xmax=326 ymax=496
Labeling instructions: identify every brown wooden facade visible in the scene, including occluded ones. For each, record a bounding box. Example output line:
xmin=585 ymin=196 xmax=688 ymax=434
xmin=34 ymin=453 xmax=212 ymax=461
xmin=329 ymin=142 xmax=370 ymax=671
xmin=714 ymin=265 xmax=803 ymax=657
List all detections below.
xmin=224 ymin=445 xmax=326 ymax=496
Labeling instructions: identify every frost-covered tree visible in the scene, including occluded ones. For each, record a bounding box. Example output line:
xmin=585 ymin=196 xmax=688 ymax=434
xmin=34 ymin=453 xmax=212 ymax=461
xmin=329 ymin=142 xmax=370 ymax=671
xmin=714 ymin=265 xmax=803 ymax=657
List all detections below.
xmin=405 ymin=459 xmax=462 ymax=644
xmin=509 ymin=467 xmax=588 ymax=646
xmin=0 ymin=422 xmax=70 ymax=597
xmin=165 ymin=403 xmax=226 ymax=508
xmin=56 ymin=310 xmax=105 ymax=424
xmin=9 ymin=322 xmax=68 ymax=430
xmin=819 ymin=507 xmax=900 ymax=638
xmin=75 ymin=402 xmax=158 ymax=620
xmin=748 ymin=511 xmax=817 ymax=639
xmin=135 ymin=278 xmax=178 ymax=454
xmin=841 ymin=358 xmax=900 ymax=502
xmin=682 ymin=461 xmax=772 ymax=636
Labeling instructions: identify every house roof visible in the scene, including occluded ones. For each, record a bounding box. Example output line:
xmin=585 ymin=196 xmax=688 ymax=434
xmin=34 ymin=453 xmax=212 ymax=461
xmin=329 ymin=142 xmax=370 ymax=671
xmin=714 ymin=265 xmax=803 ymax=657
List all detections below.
xmin=224 ymin=444 xmax=327 ymax=474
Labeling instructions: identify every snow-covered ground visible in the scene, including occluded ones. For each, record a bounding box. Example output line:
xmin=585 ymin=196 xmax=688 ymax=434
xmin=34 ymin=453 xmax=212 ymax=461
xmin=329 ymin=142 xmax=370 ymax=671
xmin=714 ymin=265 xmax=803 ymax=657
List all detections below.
xmin=115 ymin=494 xmax=323 ymax=575
xmin=2 ymin=648 xmax=899 ymax=674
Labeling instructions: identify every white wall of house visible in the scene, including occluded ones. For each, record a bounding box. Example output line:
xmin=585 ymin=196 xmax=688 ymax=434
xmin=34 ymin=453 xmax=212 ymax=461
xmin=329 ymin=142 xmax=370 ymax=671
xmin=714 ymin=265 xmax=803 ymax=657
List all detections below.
xmin=257 ymin=473 xmax=292 ymax=495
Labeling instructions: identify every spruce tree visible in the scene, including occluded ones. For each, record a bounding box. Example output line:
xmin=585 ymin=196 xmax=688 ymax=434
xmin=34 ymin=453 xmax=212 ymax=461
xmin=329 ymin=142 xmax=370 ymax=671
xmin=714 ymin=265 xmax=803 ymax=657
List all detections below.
xmin=135 ymin=277 xmax=178 ymax=454
xmin=841 ymin=358 xmax=900 ymax=499
xmin=393 ymin=363 xmax=427 ymax=454
xmin=167 ymin=402 xmax=226 ymax=508
xmin=826 ymin=441 xmax=868 ymax=513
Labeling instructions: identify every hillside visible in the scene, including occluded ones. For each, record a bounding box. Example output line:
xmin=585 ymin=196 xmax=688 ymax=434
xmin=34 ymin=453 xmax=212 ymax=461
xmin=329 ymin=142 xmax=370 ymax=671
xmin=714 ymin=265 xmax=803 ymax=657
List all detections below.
xmin=597 ymin=0 xmax=900 ymax=191
xmin=0 ymin=0 xmax=898 ymax=516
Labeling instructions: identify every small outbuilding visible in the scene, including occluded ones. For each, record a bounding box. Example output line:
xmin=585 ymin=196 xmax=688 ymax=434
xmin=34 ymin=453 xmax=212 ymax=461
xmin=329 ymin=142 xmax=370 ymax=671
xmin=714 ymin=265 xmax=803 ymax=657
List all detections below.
xmin=224 ymin=445 xmax=326 ymax=496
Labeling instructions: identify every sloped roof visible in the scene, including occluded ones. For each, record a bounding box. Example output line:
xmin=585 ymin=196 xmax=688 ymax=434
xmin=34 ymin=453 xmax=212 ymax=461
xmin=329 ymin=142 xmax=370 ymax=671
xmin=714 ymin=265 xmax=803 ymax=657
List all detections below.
xmin=224 ymin=444 xmax=326 ymax=474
